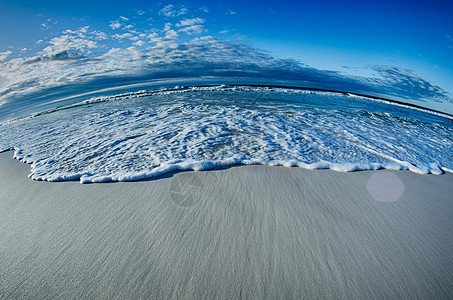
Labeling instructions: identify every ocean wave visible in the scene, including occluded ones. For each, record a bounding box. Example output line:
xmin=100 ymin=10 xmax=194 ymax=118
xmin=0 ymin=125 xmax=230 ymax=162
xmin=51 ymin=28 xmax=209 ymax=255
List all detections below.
xmin=0 ymin=86 xmax=451 ymax=183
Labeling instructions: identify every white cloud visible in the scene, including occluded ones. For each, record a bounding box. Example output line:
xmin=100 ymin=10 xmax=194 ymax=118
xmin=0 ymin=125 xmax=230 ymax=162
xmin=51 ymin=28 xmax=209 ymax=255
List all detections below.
xmin=63 ymin=26 xmax=90 ymax=37
xmin=41 ymin=18 xmax=59 ymax=30
xmin=93 ymin=31 xmax=108 ymax=40
xmin=164 ymin=30 xmax=179 ymax=40
xmin=219 ymin=30 xmax=230 ymax=34
xmin=133 ymin=40 xmax=145 ymax=47
xmin=41 ymin=33 xmax=98 ymax=56
xmin=120 ymin=16 xmax=129 ymax=21
xmin=163 ymin=23 xmax=172 ymax=32
xmin=176 ymin=18 xmax=205 ymax=27
xmin=147 ymin=33 xmax=159 ymax=40
xmin=148 ymin=28 xmax=180 ymax=49
xmin=225 ymin=9 xmax=237 ymax=15
xmin=79 ymin=26 xmax=89 ymax=33
xmin=114 ymin=33 xmax=134 ymax=40
xmin=160 ymin=4 xmax=175 ymax=17
xmin=178 ymin=7 xmax=189 ymax=16
xmin=110 ymin=21 xmax=121 ymax=30
xmin=195 ymin=35 xmax=214 ymax=41
xmin=159 ymin=4 xmax=188 ymax=17
xmin=0 ymin=39 xmax=279 ymax=103
xmin=0 ymin=51 xmax=12 ymax=61
xmin=179 ymin=25 xmax=205 ymax=35
xmin=136 ymin=10 xmax=146 ymax=16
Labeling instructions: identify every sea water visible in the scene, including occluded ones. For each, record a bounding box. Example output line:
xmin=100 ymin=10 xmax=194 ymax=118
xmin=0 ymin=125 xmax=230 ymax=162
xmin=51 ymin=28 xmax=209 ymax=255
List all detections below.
xmin=0 ymin=85 xmax=451 ymax=183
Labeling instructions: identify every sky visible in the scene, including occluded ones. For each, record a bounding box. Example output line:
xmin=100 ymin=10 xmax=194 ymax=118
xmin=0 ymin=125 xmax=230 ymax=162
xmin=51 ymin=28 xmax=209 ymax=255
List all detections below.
xmin=0 ymin=0 xmax=452 ymax=115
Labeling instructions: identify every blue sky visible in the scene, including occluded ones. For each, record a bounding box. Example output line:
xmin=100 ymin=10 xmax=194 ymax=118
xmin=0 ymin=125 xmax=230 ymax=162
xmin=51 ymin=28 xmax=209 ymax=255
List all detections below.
xmin=0 ymin=0 xmax=452 ymax=114
xmin=2 ymin=0 xmax=451 ymax=68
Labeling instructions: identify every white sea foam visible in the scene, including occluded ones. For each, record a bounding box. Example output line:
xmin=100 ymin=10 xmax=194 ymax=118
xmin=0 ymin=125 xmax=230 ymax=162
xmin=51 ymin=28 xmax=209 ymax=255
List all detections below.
xmin=0 ymin=86 xmax=451 ymax=183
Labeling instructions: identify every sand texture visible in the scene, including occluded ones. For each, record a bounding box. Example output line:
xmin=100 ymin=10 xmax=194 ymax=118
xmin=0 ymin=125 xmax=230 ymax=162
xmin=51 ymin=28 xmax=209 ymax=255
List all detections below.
xmin=0 ymin=151 xmax=452 ymax=299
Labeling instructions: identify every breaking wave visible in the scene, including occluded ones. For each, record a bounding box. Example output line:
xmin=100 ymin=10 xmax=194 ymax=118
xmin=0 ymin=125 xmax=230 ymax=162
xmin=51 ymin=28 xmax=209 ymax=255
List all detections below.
xmin=0 ymin=86 xmax=451 ymax=183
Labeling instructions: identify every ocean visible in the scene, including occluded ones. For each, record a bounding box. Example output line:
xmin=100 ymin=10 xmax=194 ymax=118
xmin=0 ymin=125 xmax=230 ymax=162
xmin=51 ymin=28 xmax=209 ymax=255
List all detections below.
xmin=0 ymin=85 xmax=451 ymax=183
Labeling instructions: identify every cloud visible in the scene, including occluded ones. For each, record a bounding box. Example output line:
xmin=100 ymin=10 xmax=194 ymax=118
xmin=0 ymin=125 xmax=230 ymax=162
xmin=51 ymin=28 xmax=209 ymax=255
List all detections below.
xmin=133 ymin=40 xmax=146 ymax=47
xmin=113 ymin=33 xmax=139 ymax=41
xmin=225 ymin=9 xmax=237 ymax=15
xmin=159 ymin=4 xmax=188 ymax=17
xmin=0 ymin=51 xmax=12 ymax=61
xmin=164 ymin=29 xmax=179 ymax=40
xmin=4 ymin=34 xmax=449 ymax=105
xmin=175 ymin=18 xmax=206 ymax=35
xmin=40 ymin=18 xmax=58 ymax=29
xmin=179 ymin=25 xmax=205 ymax=35
xmin=120 ymin=16 xmax=129 ymax=21
xmin=163 ymin=23 xmax=172 ymax=32
xmin=110 ymin=21 xmax=121 ymax=30
xmin=40 ymin=30 xmax=98 ymax=57
xmin=93 ymin=31 xmax=108 ymax=41
xmin=63 ymin=26 xmax=90 ymax=36
xmin=159 ymin=4 xmax=174 ymax=17
xmin=176 ymin=18 xmax=205 ymax=27
xmin=367 ymin=65 xmax=450 ymax=102
xmin=147 ymin=32 xmax=159 ymax=40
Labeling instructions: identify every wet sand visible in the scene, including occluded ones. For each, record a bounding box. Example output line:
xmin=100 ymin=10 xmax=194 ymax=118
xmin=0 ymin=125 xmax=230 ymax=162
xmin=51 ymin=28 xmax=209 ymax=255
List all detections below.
xmin=0 ymin=151 xmax=452 ymax=299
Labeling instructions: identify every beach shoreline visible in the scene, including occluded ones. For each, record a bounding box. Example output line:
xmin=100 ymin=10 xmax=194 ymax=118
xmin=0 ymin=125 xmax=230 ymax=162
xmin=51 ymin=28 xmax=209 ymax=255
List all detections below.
xmin=1 ymin=151 xmax=452 ymax=299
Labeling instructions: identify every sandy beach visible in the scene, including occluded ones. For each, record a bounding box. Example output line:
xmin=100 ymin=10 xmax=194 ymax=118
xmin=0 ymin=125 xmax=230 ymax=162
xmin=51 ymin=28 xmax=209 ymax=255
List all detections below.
xmin=0 ymin=150 xmax=452 ymax=299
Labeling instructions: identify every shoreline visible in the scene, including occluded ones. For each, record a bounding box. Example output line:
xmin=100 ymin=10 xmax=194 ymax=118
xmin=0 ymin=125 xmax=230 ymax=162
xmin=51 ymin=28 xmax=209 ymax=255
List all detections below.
xmin=1 ymin=151 xmax=452 ymax=299
xmin=2 ymin=149 xmax=450 ymax=183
